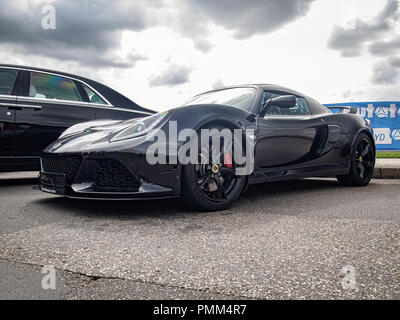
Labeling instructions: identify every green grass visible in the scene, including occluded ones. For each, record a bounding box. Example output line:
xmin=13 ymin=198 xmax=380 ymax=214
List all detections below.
xmin=376 ymin=151 xmax=400 ymax=158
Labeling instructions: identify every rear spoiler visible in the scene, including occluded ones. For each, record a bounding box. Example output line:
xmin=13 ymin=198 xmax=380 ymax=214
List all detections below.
xmin=326 ymin=106 xmax=358 ymax=114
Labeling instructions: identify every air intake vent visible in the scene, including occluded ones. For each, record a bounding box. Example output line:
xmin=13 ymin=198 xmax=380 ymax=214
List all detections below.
xmin=41 ymin=155 xmax=82 ymax=184
xmin=95 ymin=159 xmax=140 ymax=191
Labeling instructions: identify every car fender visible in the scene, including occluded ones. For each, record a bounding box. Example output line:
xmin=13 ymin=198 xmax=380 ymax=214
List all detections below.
xmin=350 ymin=127 xmax=376 ymax=158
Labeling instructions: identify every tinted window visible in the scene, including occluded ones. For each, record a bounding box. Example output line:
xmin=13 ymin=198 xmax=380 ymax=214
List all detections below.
xmin=29 ymin=72 xmax=83 ymax=102
xmin=83 ymin=84 xmax=107 ymax=104
xmin=0 ymin=68 xmax=18 ymax=95
xmin=183 ymin=88 xmax=256 ymax=111
xmin=263 ymin=91 xmax=311 ymax=116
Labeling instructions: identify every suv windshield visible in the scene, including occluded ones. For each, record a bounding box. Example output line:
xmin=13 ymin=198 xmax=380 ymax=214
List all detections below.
xmin=183 ymin=87 xmax=256 ymax=111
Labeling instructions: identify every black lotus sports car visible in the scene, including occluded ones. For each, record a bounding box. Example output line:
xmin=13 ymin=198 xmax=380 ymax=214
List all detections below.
xmin=38 ymin=84 xmax=375 ymax=211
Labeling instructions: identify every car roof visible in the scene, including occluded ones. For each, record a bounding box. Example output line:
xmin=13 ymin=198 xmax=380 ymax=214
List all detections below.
xmin=188 ymin=84 xmax=331 ymax=115
xmin=256 ymin=84 xmax=306 ymax=97
xmin=0 ymin=64 xmax=154 ymax=114
xmin=1 ymin=64 xmax=99 ymax=83
xmin=197 ymin=84 xmax=307 ymax=98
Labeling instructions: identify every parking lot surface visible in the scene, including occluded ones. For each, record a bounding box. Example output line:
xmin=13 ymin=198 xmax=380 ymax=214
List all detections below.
xmin=0 ymin=172 xmax=399 ymax=299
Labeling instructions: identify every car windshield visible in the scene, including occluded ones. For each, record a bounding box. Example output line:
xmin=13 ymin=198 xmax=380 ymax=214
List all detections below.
xmin=182 ymin=87 xmax=256 ymax=111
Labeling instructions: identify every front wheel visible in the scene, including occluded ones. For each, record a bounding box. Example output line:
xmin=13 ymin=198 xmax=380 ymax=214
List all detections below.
xmin=337 ymin=133 xmax=375 ymax=186
xmin=181 ymin=129 xmax=246 ymax=211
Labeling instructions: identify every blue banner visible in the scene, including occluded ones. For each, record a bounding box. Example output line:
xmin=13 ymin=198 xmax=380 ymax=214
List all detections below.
xmin=324 ymin=102 xmax=400 ymax=151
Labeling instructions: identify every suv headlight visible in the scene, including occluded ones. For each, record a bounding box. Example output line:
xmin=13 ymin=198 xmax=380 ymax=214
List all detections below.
xmin=110 ymin=111 xmax=170 ymax=142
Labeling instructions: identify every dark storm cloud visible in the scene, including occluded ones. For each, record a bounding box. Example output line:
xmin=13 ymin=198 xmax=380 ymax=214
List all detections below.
xmin=327 ymin=0 xmax=400 ymax=57
xmin=0 ymin=0 xmax=159 ymax=67
xmin=372 ymin=57 xmax=400 ymax=85
xmin=0 ymin=0 xmax=316 ymax=66
xmin=327 ymin=0 xmax=400 ymax=93
xmin=8 ymin=45 xmax=148 ymax=69
xmin=149 ymin=64 xmax=193 ymax=87
xmin=179 ymin=0 xmax=315 ymax=52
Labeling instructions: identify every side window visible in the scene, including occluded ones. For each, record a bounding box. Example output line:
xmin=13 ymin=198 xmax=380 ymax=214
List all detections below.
xmin=263 ymin=91 xmax=311 ymax=116
xmin=29 ymin=72 xmax=83 ymax=102
xmin=0 ymin=68 xmax=18 ymax=95
xmin=294 ymin=97 xmax=312 ymax=115
xmin=83 ymin=84 xmax=107 ymax=105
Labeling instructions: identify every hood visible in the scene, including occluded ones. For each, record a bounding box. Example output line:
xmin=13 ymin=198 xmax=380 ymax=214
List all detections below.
xmin=46 ymin=110 xmax=172 ymax=153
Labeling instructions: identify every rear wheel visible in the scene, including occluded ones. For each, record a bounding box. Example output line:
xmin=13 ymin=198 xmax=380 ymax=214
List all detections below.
xmin=182 ymin=127 xmax=246 ymax=211
xmin=337 ymin=133 xmax=375 ymax=186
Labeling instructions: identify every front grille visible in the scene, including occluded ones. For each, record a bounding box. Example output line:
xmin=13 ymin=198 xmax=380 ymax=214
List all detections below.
xmin=95 ymin=158 xmax=140 ymax=191
xmin=41 ymin=155 xmax=82 ymax=184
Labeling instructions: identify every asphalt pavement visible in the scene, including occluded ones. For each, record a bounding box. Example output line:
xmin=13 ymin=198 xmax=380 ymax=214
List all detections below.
xmin=0 ymin=171 xmax=399 ymax=299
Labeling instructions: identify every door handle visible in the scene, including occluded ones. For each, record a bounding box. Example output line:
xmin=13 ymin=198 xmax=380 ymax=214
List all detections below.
xmin=0 ymin=103 xmax=42 ymax=111
xmin=14 ymin=104 xmax=42 ymax=111
xmin=0 ymin=103 xmax=41 ymax=110
xmin=0 ymin=102 xmax=16 ymax=108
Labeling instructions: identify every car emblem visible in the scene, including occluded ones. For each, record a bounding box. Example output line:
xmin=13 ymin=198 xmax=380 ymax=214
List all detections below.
xmin=211 ymin=164 xmax=219 ymax=173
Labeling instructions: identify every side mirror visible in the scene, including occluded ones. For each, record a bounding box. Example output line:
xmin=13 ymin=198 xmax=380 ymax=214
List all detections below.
xmin=260 ymin=95 xmax=296 ymax=117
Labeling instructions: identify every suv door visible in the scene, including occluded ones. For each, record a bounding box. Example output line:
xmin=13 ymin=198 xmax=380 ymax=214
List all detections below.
xmin=0 ymin=67 xmax=20 ymax=158
xmin=256 ymin=91 xmax=324 ymax=168
xmin=14 ymin=70 xmax=96 ymax=157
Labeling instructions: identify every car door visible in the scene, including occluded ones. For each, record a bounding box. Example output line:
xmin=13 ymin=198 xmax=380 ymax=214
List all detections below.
xmin=255 ymin=91 xmax=324 ymax=168
xmin=0 ymin=67 xmax=21 ymax=158
xmin=14 ymin=70 xmax=96 ymax=157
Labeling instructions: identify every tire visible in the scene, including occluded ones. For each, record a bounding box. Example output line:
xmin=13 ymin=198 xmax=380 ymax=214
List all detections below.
xmin=181 ymin=126 xmax=246 ymax=211
xmin=337 ymin=132 xmax=375 ymax=187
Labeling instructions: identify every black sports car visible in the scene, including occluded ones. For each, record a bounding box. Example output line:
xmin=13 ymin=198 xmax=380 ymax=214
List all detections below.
xmin=0 ymin=65 xmax=154 ymax=172
xmin=38 ymin=84 xmax=375 ymax=211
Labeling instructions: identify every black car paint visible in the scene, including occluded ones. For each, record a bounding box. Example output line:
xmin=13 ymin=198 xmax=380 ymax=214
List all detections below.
xmin=38 ymin=84 xmax=375 ymax=200
xmin=0 ymin=65 xmax=154 ymax=171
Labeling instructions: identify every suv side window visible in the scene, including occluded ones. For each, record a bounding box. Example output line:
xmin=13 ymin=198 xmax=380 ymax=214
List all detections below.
xmin=263 ymin=91 xmax=312 ymax=116
xmin=0 ymin=68 xmax=18 ymax=95
xmin=29 ymin=72 xmax=83 ymax=102
xmin=83 ymin=84 xmax=107 ymax=105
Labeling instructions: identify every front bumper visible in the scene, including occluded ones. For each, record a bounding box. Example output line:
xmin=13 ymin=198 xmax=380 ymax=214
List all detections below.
xmin=37 ymin=152 xmax=180 ymax=200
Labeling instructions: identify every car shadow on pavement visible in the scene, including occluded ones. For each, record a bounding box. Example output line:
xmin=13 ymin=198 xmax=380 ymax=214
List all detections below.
xmin=243 ymin=178 xmax=340 ymax=198
xmin=33 ymin=187 xmax=193 ymax=220
xmin=31 ymin=178 xmax=341 ymax=220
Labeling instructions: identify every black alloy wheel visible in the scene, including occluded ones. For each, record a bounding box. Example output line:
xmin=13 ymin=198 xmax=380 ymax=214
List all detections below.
xmin=354 ymin=137 xmax=375 ymax=181
xmin=182 ymin=127 xmax=246 ymax=211
xmin=195 ymin=144 xmax=241 ymax=203
xmin=337 ymin=133 xmax=375 ymax=186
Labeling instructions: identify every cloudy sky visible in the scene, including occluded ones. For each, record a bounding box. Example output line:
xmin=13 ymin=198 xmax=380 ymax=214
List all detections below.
xmin=0 ymin=0 xmax=399 ymax=111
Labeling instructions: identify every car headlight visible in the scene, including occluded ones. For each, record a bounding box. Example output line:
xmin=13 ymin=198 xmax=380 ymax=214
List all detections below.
xmin=59 ymin=120 xmax=121 ymax=140
xmin=110 ymin=111 xmax=170 ymax=142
